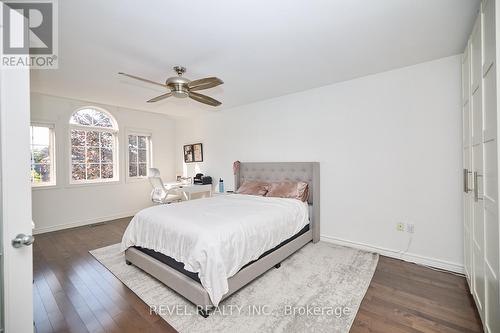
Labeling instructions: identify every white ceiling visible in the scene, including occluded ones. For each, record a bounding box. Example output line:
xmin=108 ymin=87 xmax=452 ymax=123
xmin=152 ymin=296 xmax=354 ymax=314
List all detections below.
xmin=31 ymin=0 xmax=479 ymax=117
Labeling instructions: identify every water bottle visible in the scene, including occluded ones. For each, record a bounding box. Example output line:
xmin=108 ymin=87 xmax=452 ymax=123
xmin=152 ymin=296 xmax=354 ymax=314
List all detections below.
xmin=219 ymin=178 xmax=224 ymax=193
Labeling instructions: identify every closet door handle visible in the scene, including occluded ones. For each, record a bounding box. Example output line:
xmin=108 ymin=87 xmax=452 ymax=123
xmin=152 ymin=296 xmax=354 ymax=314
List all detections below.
xmin=463 ymin=168 xmax=472 ymax=193
xmin=474 ymin=171 xmax=483 ymax=202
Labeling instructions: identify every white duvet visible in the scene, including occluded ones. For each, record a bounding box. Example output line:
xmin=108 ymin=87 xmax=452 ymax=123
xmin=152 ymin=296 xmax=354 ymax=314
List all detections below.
xmin=121 ymin=194 xmax=309 ymax=306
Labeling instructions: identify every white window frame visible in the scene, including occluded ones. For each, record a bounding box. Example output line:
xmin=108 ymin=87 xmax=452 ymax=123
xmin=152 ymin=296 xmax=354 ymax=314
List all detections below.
xmin=68 ymin=107 xmax=120 ymax=185
xmin=126 ymin=130 xmax=153 ymax=182
xmin=30 ymin=122 xmax=56 ymax=188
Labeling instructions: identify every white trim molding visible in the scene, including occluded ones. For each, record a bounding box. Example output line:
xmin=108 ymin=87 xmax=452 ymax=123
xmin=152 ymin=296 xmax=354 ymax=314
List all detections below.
xmin=33 ymin=209 xmax=139 ymax=234
xmin=321 ymin=235 xmax=465 ymax=274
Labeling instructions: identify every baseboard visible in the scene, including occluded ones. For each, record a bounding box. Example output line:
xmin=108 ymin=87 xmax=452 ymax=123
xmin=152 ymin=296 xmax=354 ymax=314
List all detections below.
xmin=34 ymin=217 xmax=464 ymax=273
xmin=321 ymin=235 xmax=464 ymax=274
xmin=33 ymin=210 xmax=139 ymax=234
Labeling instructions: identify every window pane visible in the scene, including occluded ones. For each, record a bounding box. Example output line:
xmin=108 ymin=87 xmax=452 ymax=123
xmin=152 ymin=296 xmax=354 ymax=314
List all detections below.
xmin=32 ymin=126 xmax=50 ymax=145
xmin=128 ymin=135 xmax=137 ymax=148
xmin=138 ymin=136 xmax=147 ymax=149
xmin=93 ymin=111 xmax=113 ymax=127
xmin=101 ymin=148 xmax=113 ymax=163
xmin=32 ymin=164 xmax=51 ymax=183
xmin=71 ymin=130 xmax=85 ymax=146
xmin=128 ymin=134 xmax=151 ymax=178
xmin=138 ymin=163 xmax=147 ymax=177
xmin=102 ymin=164 xmax=113 ymax=179
xmin=70 ymin=108 xmax=114 ymax=128
xmin=38 ymin=164 xmax=51 ymax=182
xmin=86 ymin=164 xmax=100 ymax=179
xmin=129 ymin=163 xmax=138 ymax=177
xmin=32 ymin=145 xmax=49 ymax=163
xmin=129 ymin=150 xmax=137 ymax=163
xmin=30 ymin=125 xmax=54 ymax=186
xmin=71 ymin=147 xmax=85 ymax=162
xmin=101 ymin=132 xmax=113 ymax=147
xmin=69 ymin=111 xmax=117 ymax=183
xmin=86 ymin=131 xmax=99 ymax=147
xmin=86 ymin=148 xmax=100 ymax=163
xmin=72 ymin=164 xmax=86 ymax=180
xmin=70 ymin=109 xmax=92 ymax=126
xmin=30 ymin=168 xmax=37 ymax=183
xmin=138 ymin=149 xmax=147 ymax=163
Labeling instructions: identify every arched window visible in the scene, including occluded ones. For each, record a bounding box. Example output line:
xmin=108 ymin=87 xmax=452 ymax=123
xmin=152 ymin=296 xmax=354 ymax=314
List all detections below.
xmin=69 ymin=107 xmax=118 ymax=183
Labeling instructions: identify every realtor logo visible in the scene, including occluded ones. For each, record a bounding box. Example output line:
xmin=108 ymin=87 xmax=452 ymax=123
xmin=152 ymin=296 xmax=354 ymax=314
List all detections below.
xmin=1 ymin=0 xmax=58 ymax=68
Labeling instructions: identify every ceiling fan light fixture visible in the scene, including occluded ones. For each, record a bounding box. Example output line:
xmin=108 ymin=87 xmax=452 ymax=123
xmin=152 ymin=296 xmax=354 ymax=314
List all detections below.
xmin=119 ymin=66 xmax=223 ymax=106
xmin=172 ymin=90 xmax=189 ymax=98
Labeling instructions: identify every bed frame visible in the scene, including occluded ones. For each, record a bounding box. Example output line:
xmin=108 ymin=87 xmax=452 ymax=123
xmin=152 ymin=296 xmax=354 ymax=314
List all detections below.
xmin=125 ymin=162 xmax=320 ymax=316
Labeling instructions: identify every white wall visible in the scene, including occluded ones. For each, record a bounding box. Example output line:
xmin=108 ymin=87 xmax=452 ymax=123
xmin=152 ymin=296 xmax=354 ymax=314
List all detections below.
xmin=176 ymin=55 xmax=464 ymax=272
xmin=31 ymin=93 xmax=177 ymax=233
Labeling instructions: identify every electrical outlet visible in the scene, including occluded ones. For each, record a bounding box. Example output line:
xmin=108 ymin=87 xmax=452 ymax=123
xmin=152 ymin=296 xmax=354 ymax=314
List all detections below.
xmin=396 ymin=223 xmax=405 ymax=232
xmin=407 ymin=224 xmax=415 ymax=233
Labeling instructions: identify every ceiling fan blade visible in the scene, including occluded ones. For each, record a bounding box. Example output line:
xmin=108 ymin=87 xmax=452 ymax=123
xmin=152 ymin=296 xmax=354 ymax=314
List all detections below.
xmin=188 ymin=77 xmax=224 ymax=91
xmin=147 ymin=92 xmax=173 ymax=103
xmin=188 ymin=91 xmax=222 ymax=106
xmin=118 ymin=72 xmax=166 ymax=87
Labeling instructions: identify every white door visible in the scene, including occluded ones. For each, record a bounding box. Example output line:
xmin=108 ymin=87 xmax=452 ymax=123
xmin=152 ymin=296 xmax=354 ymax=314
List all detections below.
xmin=463 ymin=40 xmax=474 ymax=287
xmin=470 ymin=14 xmax=486 ymax=320
xmin=0 ymin=4 xmax=34 ymax=333
xmin=481 ymin=1 xmax=500 ymax=332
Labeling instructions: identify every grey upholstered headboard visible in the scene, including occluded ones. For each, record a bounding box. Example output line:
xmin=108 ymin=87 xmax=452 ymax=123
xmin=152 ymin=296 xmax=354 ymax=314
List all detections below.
xmin=234 ymin=162 xmax=320 ymax=243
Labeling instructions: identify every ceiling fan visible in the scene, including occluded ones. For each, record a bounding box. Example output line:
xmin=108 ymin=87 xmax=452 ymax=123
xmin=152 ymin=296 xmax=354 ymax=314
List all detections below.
xmin=118 ymin=66 xmax=223 ymax=106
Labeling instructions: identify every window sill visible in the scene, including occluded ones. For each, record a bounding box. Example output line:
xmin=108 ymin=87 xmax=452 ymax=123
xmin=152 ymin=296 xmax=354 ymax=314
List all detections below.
xmin=126 ymin=177 xmax=149 ymax=184
xmin=32 ymin=184 xmax=58 ymax=191
xmin=66 ymin=179 xmax=121 ymax=188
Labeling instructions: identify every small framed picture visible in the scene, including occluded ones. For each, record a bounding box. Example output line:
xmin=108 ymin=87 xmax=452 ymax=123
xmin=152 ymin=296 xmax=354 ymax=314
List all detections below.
xmin=193 ymin=143 xmax=203 ymax=162
xmin=183 ymin=144 xmax=193 ymax=163
xmin=184 ymin=143 xmax=203 ymax=163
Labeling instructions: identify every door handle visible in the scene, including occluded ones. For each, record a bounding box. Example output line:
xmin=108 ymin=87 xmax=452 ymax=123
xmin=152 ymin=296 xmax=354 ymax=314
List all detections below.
xmin=464 ymin=168 xmax=472 ymax=193
xmin=12 ymin=233 xmax=34 ymax=248
xmin=474 ymin=171 xmax=483 ymax=202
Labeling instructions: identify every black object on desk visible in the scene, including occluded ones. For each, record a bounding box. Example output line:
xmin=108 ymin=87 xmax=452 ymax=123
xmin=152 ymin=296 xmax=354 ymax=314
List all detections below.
xmin=193 ymin=173 xmax=213 ymax=185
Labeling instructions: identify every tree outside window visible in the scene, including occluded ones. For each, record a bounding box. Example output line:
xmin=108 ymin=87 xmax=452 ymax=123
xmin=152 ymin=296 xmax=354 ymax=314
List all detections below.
xmin=30 ymin=124 xmax=56 ymax=186
xmin=69 ymin=108 xmax=118 ymax=183
xmin=128 ymin=134 xmax=151 ymax=178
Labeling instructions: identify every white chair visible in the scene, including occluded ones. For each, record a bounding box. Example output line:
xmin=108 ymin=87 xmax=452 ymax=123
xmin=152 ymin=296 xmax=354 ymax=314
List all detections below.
xmin=148 ymin=168 xmax=183 ymax=204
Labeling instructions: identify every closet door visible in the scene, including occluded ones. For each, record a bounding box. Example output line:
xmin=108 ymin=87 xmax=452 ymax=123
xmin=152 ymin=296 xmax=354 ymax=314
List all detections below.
xmin=482 ymin=1 xmax=500 ymax=332
xmin=470 ymin=14 xmax=486 ymax=320
xmin=463 ymin=42 xmax=474 ymax=287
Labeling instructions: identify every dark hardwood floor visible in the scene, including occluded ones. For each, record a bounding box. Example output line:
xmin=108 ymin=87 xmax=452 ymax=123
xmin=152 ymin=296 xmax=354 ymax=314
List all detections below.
xmin=33 ymin=217 xmax=483 ymax=333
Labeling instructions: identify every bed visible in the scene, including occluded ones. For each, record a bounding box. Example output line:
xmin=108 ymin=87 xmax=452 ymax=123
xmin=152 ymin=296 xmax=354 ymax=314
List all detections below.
xmin=122 ymin=162 xmax=320 ymax=316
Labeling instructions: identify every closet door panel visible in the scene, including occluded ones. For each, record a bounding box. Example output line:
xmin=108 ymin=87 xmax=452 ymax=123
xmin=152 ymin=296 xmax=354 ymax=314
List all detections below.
xmin=463 ymin=2 xmax=500 ymax=330
xmin=484 ymin=139 xmax=498 ymax=205
xmin=485 ymin=206 xmax=499 ymax=277
xmin=464 ymin=48 xmax=471 ymax=106
xmin=470 ymin=13 xmax=485 ymax=316
xmin=472 ymin=86 xmax=483 ymax=146
xmin=484 ymin=64 xmax=497 ymax=136
xmin=472 ymin=18 xmax=482 ymax=93
xmin=483 ymin=0 xmax=495 ymax=73
xmin=473 ymin=139 xmax=485 ymax=313
xmin=485 ymin=269 xmax=499 ymax=333
xmin=482 ymin=1 xmax=500 ymax=330
xmin=463 ymin=45 xmax=474 ymax=283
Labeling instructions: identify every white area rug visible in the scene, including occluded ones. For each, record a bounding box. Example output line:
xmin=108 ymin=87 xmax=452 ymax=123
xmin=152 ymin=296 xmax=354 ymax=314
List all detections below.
xmin=90 ymin=242 xmax=378 ymax=333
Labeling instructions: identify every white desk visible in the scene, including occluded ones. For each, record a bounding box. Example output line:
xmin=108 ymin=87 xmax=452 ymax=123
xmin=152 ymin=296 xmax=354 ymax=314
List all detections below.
xmin=165 ymin=183 xmax=212 ymax=200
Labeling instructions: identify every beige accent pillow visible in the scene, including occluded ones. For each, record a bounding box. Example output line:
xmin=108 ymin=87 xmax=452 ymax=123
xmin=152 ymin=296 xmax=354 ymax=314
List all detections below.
xmin=266 ymin=181 xmax=309 ymax=202
xmin=236 ymin=181 xmax=269 ymax=196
